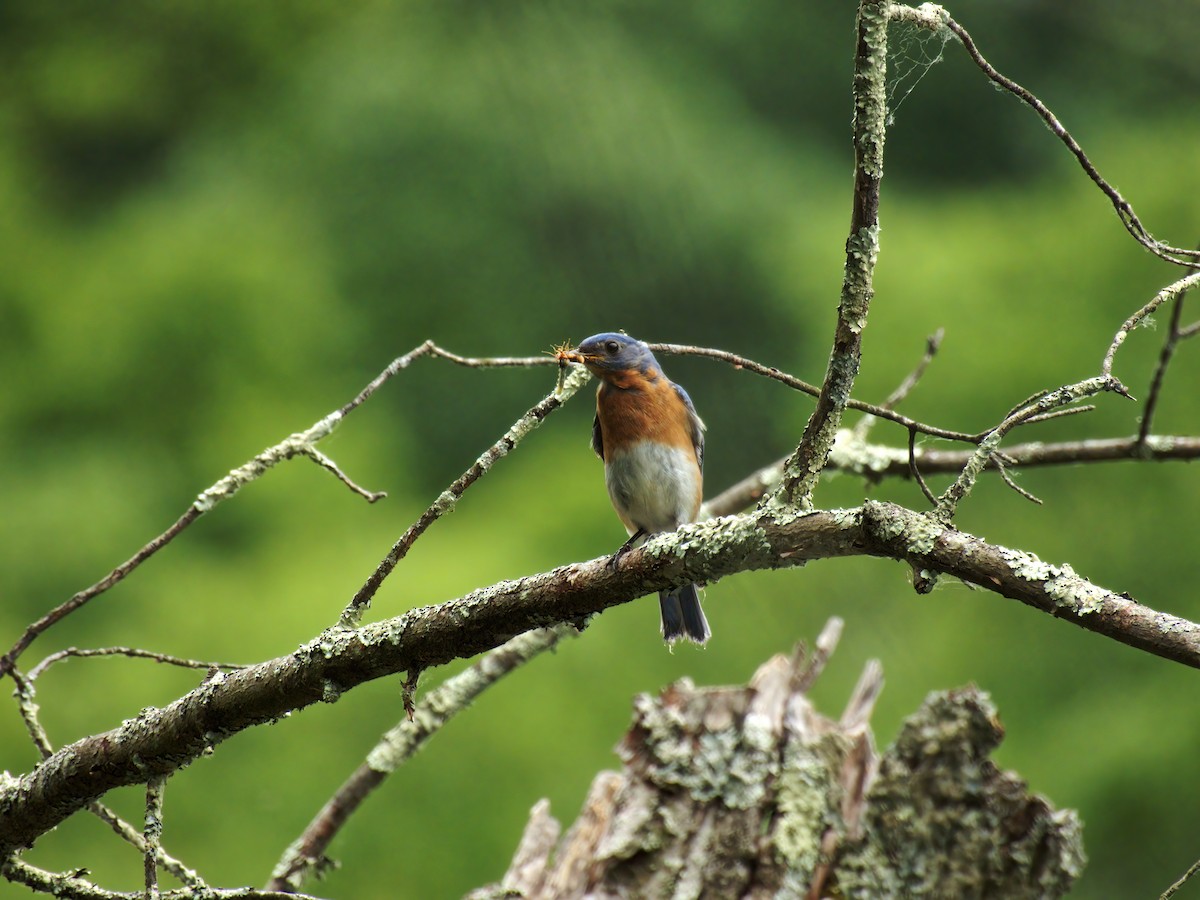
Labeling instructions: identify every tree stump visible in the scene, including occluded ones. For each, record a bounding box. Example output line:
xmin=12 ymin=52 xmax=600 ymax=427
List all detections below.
xmin=469 ymin=620 xmax=1084 ymax=899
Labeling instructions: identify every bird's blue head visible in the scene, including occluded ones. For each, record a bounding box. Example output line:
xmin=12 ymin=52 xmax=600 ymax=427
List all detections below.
xmin=572 ymin=333 xmax=660 ymax=383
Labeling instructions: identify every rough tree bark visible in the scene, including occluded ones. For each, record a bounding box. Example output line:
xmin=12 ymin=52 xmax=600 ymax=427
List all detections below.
xmin=470 ymin=627 xmax=1083 ymax=899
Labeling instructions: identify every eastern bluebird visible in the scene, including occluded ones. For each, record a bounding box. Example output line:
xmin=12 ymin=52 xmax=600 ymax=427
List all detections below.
xmin=570 ymin=333 xmax=711 ymax=645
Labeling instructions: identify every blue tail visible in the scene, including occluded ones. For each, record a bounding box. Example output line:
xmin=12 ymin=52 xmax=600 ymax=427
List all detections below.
xmin=659 ymin=584 xmax=711 ymax=645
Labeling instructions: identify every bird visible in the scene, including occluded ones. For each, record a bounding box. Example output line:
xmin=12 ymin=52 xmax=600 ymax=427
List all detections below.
xmin=568 ymin=332 xmax=711 ymax=645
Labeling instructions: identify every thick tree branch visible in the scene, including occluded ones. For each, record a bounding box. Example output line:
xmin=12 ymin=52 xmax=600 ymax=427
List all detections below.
xmin=4 ymin=501 xmax=1197 ymax=858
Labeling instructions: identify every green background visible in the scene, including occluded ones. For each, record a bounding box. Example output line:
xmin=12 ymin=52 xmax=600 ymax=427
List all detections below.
xmin=2 ymin=1 xmax=1198 ymax=897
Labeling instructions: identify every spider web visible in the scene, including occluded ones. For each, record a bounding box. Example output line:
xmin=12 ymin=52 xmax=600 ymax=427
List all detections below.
xmin=886 ymin=20 xmax=952 ymax=125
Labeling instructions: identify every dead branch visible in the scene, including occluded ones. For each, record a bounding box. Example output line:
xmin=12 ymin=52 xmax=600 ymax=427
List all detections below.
xmin=3 ymin=500 xmax=1197 ymax=859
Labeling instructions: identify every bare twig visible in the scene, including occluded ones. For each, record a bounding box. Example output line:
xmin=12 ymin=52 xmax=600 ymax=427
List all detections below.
xmin=1139 ymin=291 xmax=1188 ymax=443
xmin=892 ymin=4 xmax=1200 ymax=268
xmin=649 ymin=343 xmax=821 ymax=396
xmin=918 ymin=434 xmax=1200 ymax=472
xmin=1020 ymin=405 xmax=1095 ymax=427
xmin=883 ymin=329 xmax=943 ymax=410
xmin=299 ymin=447 xmax=386 ymax=502
xmin=936 ymin=376 xmax=1125 ymax=521
xmin=0 ymin=342 xmax=564 ymax=681
xmin=1139 ymin=252 xmax=1199 ymax=445
xmin=2 ymin=856 xmax=321 ymax=900
xmin=28 ymin=647 xmax=246 ymax=682
xmin=331 ymin=341 xmax=553 ymax=421
xmin=1104 ymin=271 xmax=1200 ymax=376
xmin=1161 ymin=856 xmax=1200 ymax=900
xmin=268 ymin=625 xmax=574 ymax=893
xmin=338 ymin=365 xmax=590 ymax=628
xmin=0 ymin=509 xmax=200 ymax=682
xmin=907 ymin=428 xmax=938 ymax=506
xmin=11 ymin=670 xmax=53 ymax=758
xmin=144 ymin=777 xmax=166 ymax=900
xmin=995 ymin=460 xmax=1042 ymax=506
xmin=856 ymin=329 xmax=944 ymax=443
xmin=86 ymin=801 xmax=205 ymax=891
xmin=651 ymin=342 xmax=978 ymax=443
xmin=425 ymin=344 xmax=557 ymax=370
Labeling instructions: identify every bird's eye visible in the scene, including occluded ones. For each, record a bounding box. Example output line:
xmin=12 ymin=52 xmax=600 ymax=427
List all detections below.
xmin=605 ymin=340 xmax=620 ymax=354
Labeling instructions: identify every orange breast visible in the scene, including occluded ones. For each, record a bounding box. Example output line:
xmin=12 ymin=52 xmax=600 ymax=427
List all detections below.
xmin=596 ymin=376 xmax=698 ymax=461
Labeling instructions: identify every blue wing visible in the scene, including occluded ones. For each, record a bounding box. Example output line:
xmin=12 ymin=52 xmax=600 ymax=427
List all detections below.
xmin=591 ymin=413 xmax=605 ymax=460
xmin=672 ymin=382 xmax=705 ymax=471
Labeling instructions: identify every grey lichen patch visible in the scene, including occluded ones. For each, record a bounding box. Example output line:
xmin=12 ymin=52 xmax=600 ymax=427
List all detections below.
xmin=852 ymin=0 xmax=889 ymax=179
xmin=837 ymin=687 xmax=1084 ymax=898
xmin=904 ymin=515 xmax=943 ymax=556
xmin=773 ymin=750 xmax=836 ymax=877
xmin=365 ymin=737 xmax=401 ymax=775
xmin=1142 ymin=434 xmax=1176 ymax=452
xmin=311 ymin=628 xmax=347 ymax=660
xmin=630 ymin=689 xmax=779 ymax=811
xmin=723 ymin=745 xmax=774 ymax=809
xmin=554 ymin=363 xmax=592 ymax=400
xmin=844 ymin=226 xmax=882 ymax=334
xmin=473 ymin=641 xmax=1086 ymax=898
xmin=890 ymin=2 xmax=951 ymax=33
xmin=830 ymin=507 xmax=864 ymax=530
xmin=194 ymin=456 xmax=271 ymax=511
xmin=998 ymin=546 xmax=1062 ymax=582
xmin=862 ymin=500 xmax=908 ymax=542
xmin=644 ymin=514 xmax=774 ymax=574
xmin=320 ymin=679 xmax=343 ymax=704
xmin=431 ymin=488 xmax=459 ymax=515
xmin=689 ymin=730 xmax=745 ymax=802
xmin=1045 ymin=571 xmax=1106 ymax=615
xmin=310 ymin=636 xmax=337 ymax=661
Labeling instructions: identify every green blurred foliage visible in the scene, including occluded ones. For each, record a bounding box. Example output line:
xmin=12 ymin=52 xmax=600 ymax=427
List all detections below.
xmin=1 ymin=1 xmax=1198 ymax=897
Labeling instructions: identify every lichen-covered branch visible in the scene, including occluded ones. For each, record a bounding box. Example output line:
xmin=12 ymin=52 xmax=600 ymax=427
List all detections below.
xmin=0 ymin=855 xmax=320 ymax=900
xmin=704 ymin=432 xmax=1200 ymax=517
xmin=776 ymin=0 xmax=889 ymax=508
xmin=4 ymin=500 xmax=1196 ymax=859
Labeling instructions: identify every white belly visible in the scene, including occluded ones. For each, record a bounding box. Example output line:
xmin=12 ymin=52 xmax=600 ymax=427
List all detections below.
xmin=605 ymin=442 xmax=700 ymax=534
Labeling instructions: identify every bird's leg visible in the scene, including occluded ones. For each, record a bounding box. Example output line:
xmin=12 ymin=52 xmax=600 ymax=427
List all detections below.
xmin=609 ymin=528 xmax=648 ymax=572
